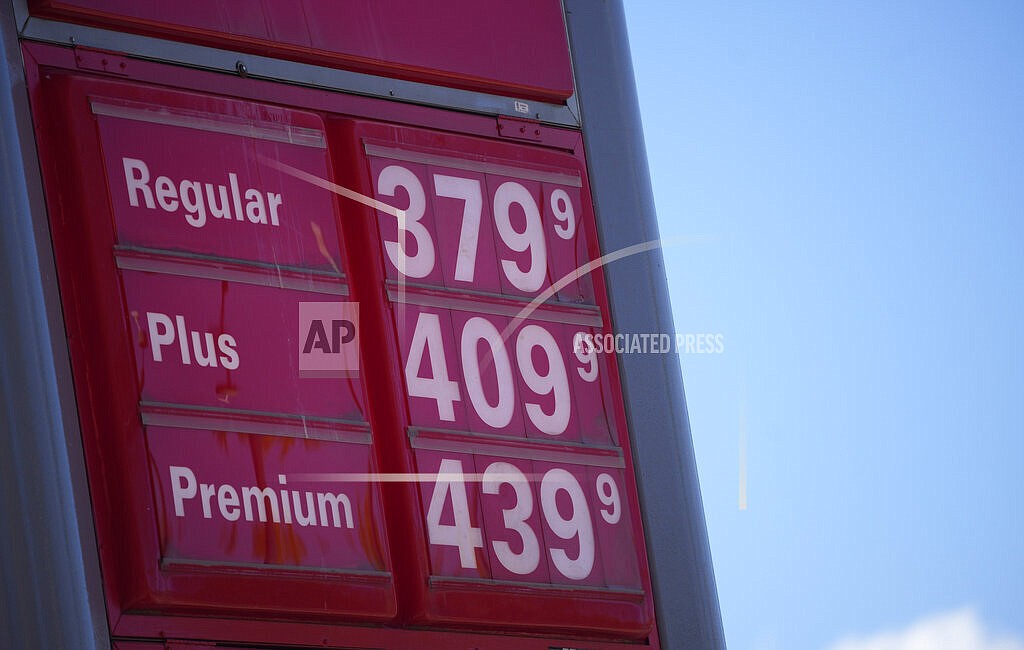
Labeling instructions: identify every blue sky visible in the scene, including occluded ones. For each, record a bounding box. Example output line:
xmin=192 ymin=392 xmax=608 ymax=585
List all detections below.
xmin=624 ymin=2 xmax=1024 ymax=648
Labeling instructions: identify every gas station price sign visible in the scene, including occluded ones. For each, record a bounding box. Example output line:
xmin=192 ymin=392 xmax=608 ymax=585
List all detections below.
xmin=30 ymin=54 xmax=657 ymax=645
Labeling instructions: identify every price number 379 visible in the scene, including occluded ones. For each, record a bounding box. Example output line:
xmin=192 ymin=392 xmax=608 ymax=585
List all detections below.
xmin=377 ymin=163 xmax=577 ymax=291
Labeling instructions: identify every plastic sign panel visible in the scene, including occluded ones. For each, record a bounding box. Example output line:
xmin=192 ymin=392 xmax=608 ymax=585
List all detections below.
xmin=331 ymin=120 xmax=656 ymax=637
xmin=31 ymin=74 xmax=395 ymax=623
xmin=29 ymin=0 xmax=574 ymax=101
xmin=147 ymin=425 xmax=383 ymax=571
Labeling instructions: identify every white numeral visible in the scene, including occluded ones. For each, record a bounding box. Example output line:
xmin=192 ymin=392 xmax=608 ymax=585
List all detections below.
xmin=551 ymin=188 xmax=576 ymax=240
xmin=406 ymin=312 xmax=461 ymax=421
xmin=461 ymin=317 xmax=515 ymax=429
xmin=426 ymin=459 xmax=483 ymax=569
xmin=494 ymin=181 xmax=546 ymax=292
xmin=540 ymin=469 xmax=595 ymax=580
xmin=574 ymin=332 xmax=599 ymax=383
xmin=378 ymin=165 xmax=435 ymax=278
xmin=482 ymin=462 xmax=540 ymax=575
xmin=434 ymin=174 xmax=483 ymax=282
xmin=516 ymin=325 xmax=571 ymax=435
xmin=596 ymin=473 xmax=621 ymax=524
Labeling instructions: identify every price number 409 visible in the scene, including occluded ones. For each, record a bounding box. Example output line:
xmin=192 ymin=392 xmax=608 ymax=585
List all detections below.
xmin=406 ymin=312 xmax=600 ymax=435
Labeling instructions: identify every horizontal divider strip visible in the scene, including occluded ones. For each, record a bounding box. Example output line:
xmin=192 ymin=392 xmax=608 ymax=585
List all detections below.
xmin=92 ymin=100 xmax=327 ymax=148
xmin=408 ymin=428 xmax=624 ymax=468
xmin=386 ymin=281 xmax=602 ymax=327
xmin=364 ymin=143 xmax=582 ymax=187
xmin=141 ymin=401 xmax=372 ymax=444
xmin=162 ymin=558 xmax=391 ymax=580
xmin=115 ymin=246 xmax=349 ymax=295
xmin=428 ymin=575 xmax=644 ymax=598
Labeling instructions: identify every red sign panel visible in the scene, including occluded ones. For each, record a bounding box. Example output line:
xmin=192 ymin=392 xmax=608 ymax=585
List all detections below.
xmin=30 ymin=0 xmax=574 ymax=101
xmin=93 ymin=98 xmax=345 ymax=272
xmin=333 ymin=120 xmax=655 ymax=637
xmin=120 ymin=267 xmax=363 ymax=419
xmin=32 ymin=73 xmax=395 ymax=623
xmin=147 ymin=425 xmax=386 ymax=572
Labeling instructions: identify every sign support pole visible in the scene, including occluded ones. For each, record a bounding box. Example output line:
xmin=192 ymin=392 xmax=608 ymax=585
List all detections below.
xmin=565 ymin=0 xmax=728 ymax=646
xmin=0 ymin=4 xmax=109 ymax=648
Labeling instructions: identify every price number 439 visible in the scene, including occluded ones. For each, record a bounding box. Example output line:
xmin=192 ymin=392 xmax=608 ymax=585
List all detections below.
xmin=427 ymin=459 xmax=622 ymax=581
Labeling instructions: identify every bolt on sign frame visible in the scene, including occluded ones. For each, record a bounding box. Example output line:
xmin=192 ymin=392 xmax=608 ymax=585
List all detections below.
xmin=0 ymin=1 xmax=725 ymax=649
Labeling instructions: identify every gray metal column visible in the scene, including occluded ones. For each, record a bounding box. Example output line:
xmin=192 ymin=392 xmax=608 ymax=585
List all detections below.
xmin=0 ymin=4 xmax=110 ymax=648
xmin=565 ymin=1 xmax=726 ymax=647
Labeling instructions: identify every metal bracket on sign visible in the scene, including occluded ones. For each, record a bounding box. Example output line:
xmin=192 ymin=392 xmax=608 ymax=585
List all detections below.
xmin=497 ymin=114 xmax=543 ymax=142
xmin=73 ymin=47 xmax=130 ymax=76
